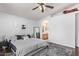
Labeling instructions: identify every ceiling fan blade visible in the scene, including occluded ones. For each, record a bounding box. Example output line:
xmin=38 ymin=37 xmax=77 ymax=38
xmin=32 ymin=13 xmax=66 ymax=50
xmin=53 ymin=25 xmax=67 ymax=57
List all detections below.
xmin=41 ymin=5 xmax=44 ymax=13
xmin=45 ymin=5 xmax=54 ymax=9
xmin=37 ymin=3 xmax=45 ymax=5
xmin=32 ymin=6 xmax=39 ymax=10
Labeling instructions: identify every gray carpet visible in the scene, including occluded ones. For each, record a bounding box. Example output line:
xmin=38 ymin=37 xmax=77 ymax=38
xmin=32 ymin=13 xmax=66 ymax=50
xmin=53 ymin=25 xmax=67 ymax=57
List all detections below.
xmin=3 ymin=43 xmax=72 ymax=56
xmin=32 ymin=43 xmax=72 ymax=56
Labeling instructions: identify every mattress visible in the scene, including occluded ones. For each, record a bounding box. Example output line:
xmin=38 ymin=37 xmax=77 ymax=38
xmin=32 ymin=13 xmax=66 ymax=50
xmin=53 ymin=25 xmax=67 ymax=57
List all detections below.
xmin=11 ymin=38 xmax=48 ymax=56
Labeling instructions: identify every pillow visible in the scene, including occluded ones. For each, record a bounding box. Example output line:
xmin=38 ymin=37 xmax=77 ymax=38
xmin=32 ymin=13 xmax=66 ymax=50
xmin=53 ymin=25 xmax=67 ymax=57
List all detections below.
xmin=27 ymin=35 xmax=31 ymax=38
xmin=10 ymin=36 xmax=17 ymax=42
xmin=16 ymin=35 xmax=23 ymax=40
xmin=23 ymin=36 xmax=29 ymax=40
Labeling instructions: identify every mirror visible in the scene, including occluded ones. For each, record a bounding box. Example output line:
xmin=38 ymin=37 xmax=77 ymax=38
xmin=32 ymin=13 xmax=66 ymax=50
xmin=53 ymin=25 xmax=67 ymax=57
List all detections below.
xmin=33 ymin=27 xmax=40 ymax=38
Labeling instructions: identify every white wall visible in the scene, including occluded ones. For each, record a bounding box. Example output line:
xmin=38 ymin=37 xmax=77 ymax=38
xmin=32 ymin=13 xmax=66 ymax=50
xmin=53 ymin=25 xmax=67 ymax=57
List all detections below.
xmin=35 ymin=12 xmax=76 ymax=48
xmin=0 ymin=12 xmax=35 ymax=41
xmin=48 ymin=13 xmax=75 ymax=48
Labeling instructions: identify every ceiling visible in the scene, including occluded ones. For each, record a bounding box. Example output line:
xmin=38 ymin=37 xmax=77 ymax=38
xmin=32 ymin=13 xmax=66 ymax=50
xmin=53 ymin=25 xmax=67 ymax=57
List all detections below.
xmin=0 ymin=3 xmax=76 ymax=20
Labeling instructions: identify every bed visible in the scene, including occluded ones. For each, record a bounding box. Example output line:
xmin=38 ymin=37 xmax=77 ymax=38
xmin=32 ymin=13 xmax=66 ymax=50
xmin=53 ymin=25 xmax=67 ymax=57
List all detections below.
xmin=9 ymin=38 xmax=48 ymax=56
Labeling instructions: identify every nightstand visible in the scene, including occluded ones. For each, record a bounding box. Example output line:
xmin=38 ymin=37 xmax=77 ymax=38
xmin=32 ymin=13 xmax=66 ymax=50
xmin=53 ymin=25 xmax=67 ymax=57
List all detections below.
xmin=0 ymin=41 xmax=13 ymax=56
xmin=42 ymin=33 xmax=48 ymax=40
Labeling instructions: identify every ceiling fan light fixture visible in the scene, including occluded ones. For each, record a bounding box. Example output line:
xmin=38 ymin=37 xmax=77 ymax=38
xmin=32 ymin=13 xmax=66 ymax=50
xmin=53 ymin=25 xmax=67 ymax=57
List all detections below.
xmin=32 ymin=3 xmax=54 ymax=13
xmin=39 ymin=5 xmax=45 ymax=11
xmin=39 ymin=6 xmax=42 ymax=11
xmin=43 ymin=5 xmax=46 ymax=10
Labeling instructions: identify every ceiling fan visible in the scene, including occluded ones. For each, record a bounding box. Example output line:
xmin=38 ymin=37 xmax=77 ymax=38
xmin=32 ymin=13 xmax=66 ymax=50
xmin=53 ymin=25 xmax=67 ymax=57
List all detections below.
xmin=32 ymin=3 xmax=54 ymax=13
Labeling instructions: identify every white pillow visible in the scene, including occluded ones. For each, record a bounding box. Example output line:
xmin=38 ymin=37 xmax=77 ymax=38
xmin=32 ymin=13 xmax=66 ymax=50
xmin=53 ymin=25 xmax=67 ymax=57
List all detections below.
xmin=10 ymin=36 xmax=17 ymax=42
xmin=23 ymin=36 xmax=29 ymax=40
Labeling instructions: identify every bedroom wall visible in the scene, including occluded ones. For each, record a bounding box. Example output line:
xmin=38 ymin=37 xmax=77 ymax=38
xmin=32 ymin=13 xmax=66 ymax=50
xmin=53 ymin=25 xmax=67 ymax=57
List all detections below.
xmin=48 ymin=13 xmax=75 ymax=48
xmin=0 ymin=12 xmax=36 ymax=41
xmin=37 ymin=12 xmax=75 ymax=48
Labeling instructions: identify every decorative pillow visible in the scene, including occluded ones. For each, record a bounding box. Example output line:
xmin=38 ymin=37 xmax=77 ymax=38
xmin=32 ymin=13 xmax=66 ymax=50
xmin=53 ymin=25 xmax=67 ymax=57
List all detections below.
xmin=15 ymin=35 xmax=23 ymax=40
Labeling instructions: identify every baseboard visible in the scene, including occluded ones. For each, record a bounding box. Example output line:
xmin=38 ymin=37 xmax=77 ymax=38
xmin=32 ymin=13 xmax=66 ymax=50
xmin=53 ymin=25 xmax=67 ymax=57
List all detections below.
xmin=48 ymin=42 xmax=74 ymax=49
xmin=75 ymin=46 xmax=79 ymax=48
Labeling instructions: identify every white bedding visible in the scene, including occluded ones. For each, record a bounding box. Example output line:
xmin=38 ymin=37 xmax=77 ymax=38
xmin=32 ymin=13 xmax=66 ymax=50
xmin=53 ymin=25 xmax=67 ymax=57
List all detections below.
xmin=11 ymin=38 xmax=48 ymax=56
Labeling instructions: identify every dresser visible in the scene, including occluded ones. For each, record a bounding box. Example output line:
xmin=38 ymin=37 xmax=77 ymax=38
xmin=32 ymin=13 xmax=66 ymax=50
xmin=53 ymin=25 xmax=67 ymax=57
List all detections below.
xmin=42 ymin=33 xmax=48 ymax=40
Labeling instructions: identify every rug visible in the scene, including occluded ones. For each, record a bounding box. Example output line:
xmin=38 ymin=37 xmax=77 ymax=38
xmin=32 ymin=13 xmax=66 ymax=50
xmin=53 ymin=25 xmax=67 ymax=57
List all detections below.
xmin=32 ymin=43 xmax=72 ymax=56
